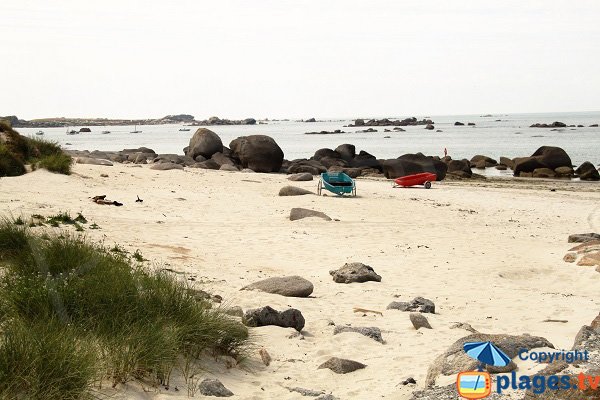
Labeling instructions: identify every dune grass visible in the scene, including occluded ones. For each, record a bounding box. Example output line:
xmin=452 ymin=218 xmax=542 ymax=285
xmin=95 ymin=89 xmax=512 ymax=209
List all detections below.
xmin=0 ymin=217 xmax=249 ymax=399
xmin=0 ymin=122 xmax=72 ymax=176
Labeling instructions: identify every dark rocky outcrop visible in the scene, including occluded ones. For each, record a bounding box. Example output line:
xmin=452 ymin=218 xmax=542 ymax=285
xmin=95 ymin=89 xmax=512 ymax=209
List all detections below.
xmin=329 ymin=262 xmax=381 ymax=284
xmin=243 ymin=306 xmax=305 ymax=331
xmin=335 ymin=144 xmax=356 ymax=161
xmin=513 ymin=146 xmax=572 ymax=176
xmin=241 ymin=276 xmax=314 ymax=297
xmin=454 ymin=121 xmax=465 ymax=126
xmin=499 ymin=156 xmax=515 ymax=169
xmin=444 ymin=159 xmax=473 ymax=177
xmin=191 ymin=116 xmax=256 ymax=126
xmin=470 ymin=155 xmax=497 ymax=167
xmin=575 ymin=161 xmax=600 ymax=181
xmin=568 ymin=233 xmax=600 ymax=243
xmin=79 ymin=127 xmax=91 ymax=132
xmin=229 ymin=135 xmax=284 ymax=173
xmin=187 ymin=128 xmax=223 ymax=159
xmin=305 ymin=130 xmax=345 ymax=135
xmin=382 ymin=153 xmax=447 ymax=180
xmin=348 ymin=117 xmax=433 ymax=127
xmin=530 ymin=121 xmax=567 ymax=128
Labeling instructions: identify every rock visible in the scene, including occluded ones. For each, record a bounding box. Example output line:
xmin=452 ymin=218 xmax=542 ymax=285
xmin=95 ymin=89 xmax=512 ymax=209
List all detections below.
xmin=577 ymin=252 xmax=600 ymax=266
xmin=335 ymin=144 xmax=356 ymax=161
xmin=576 ymin=161 xmax=600 ymax=180
xmin=514 ymin=146 xmax=572 ymax=176
xmin=211 ymin=152 xmax=236 ymax=166
xmin=192 ymin=159 xmax=219 ymax=169
xmin=329 ymin=262 xmax=381 ymax=283
xmin=424 ymin=333 xmax=554 ymax=387
xmin=410 ymin=312 xmax=432 ymax=329
xmin=533 ymin=167 xmax=556 ymax=178
xmin=287 ymin=387 xmax=325 ymax=396
xmin=194 ymin=155 xmax=207 ymax=162
xmin=290 ymin=208 xmax=331 ymax=221
xmin=499 ymin=156 xmax=515 ymax=169
xmin=313 ymin=148 xmax=342 ymax=161
xmin=198 ymin=379 xmax=234 ymax=397
xmin=446 ymin=159 xmax=472 ymax=177
xmin=150 ymin=163 xmax=184 ymax=170
xmin=351 ymin=150 xmax=381 ymax=169
xmin=75 ymin=157 xmax=113 ymax=166
xmin=468 ymin=122 xmax=476 ymax=126
xmin=530 ymin=121 xmax=567 ymax=128
xmin=495 ymin=164 xmax=507 ymax=170
xmin=219 ymin=164 xmax=238 ymax=172
xmin=241 ymin=168 xmax=255 ymax=173
xmin=79 ymin=127 xmax=91 ymax=132
xmin=454 ymin=121 xmax=465 ymax=126
xmin=470 ymin=155 xmax=497 ymax=166
xmin=568 ymin=233 xmax=600 ymax=243
xmin=425 ymin=124 xmax=434 ymax=130
xmin=317 ymin=357 xmax=366 ymax=374
xmin=474 ymin=160 xmax=487 ymax=169
xmin=241 ymin=276 xmax=314 ymax=297
xmin=563 ymin=252 xmax=577 ymax=263
xmin=288 ymin=172 xmax=313 ymax=181
xmin=387 ymin=297 xmax=435 ymax=313
xmin=304 ymin=117 xmax=316 ymax=122
xmin=279 ymin=186 xmax=313 ymax=196
xmin=187 ymin=128 xmax=223 ymax=159
xmin=243 ymin=306 xmax=305 ymax=331
xmin=316 ymin=395 xmax=339 ymax=400
xmin=383 ymin=154 xmax=447 ymax=180
xmin=333 ymin=326 xmax=384 ymax=343
xmin=229 ymin=135 xmax=284 ymax=173
xmin=555 ymin=166 xmax=574 ymax=177
xmin=259 ymin=348 xmax=271 ymax=366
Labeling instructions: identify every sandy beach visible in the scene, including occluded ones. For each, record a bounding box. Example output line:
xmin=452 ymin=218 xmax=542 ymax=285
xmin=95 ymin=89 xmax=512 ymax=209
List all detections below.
xmin=1 ymin=164 xmax=598 ymax=399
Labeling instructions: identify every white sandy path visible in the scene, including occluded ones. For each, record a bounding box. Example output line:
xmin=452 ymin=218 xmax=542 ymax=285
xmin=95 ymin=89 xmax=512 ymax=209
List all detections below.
xmin=1 ymin=164 xmax=599 ymax=399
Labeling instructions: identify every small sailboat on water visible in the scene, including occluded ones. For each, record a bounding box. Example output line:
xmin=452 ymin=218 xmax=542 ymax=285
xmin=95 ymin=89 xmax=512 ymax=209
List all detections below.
xmin=178 ymin=127 xmax=191 ymax=132
xmin=130 ymin=125 xmax=142 ymax=133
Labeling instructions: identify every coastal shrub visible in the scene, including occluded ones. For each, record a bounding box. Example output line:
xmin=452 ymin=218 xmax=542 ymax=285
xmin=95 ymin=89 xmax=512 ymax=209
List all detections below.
xmin=0 ymin=217 xmax=249 ymax=396
xmin=0 ymin=144 xmax=26 ymax=177
xmin=38 ymin=152 xmax=73 ymax=175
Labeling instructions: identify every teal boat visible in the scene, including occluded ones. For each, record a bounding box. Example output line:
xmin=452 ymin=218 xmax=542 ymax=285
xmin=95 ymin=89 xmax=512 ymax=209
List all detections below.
xmin=318 ymin=172 xmax=356 ymax=196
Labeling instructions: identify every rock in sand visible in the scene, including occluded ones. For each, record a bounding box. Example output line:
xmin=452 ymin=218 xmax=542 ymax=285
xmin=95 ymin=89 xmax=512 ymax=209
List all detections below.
xmin=241 ymin=276 xmax=314 ymax=297
xmin=329 ymin=262 xmax=381 ymax=283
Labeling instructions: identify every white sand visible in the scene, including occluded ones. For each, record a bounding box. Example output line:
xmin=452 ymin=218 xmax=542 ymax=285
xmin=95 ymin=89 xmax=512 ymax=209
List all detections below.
xmin=1 ymin=164 xmax=599 ymax=399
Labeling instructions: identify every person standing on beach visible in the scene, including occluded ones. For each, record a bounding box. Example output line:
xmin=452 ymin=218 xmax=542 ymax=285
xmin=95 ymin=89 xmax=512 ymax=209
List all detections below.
xmin=444 ymin=147 xmax=448 ymax=157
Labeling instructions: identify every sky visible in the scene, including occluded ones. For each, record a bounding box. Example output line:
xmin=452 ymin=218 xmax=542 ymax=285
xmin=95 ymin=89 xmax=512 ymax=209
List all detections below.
xmin=1 ymin=0 xmax=599 ymax=120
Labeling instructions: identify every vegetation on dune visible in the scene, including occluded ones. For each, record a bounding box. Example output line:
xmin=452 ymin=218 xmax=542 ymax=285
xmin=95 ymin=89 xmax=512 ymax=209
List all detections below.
xmin=0 ymin=217 xmax=249 ymax=399
xmin=0 ymin=121 xmax=72 ymax=176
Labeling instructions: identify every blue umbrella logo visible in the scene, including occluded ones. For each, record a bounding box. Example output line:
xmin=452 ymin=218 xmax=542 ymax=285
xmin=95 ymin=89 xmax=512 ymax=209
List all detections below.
xmin=464 ymin=341 xmax=511 ymax=369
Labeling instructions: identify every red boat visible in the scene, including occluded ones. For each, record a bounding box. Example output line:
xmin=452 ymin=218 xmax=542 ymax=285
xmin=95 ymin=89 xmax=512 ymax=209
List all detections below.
xmin=393 ymin=172 xmax=437 ymax=189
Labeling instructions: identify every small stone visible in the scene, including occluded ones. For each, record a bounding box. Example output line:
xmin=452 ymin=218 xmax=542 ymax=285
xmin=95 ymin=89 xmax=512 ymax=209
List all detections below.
xmin=333 ymin=326 xmax=384 ymax=343
xmin=259 ymin=348 xmax=272 ymax=366
xmin=287 ymin=387 xmax=325 ymax=396
xmin=318 ymin=357 xmax=366 ymax=374
xmin=279 ymin=186 xmax=313 ymax=196
xmin=290 ymin=208 xmax=331 ymax=221
xmin=387 ymin=297 xmax=435 ymax=313
xmin=563 ymin=252 xmax=577 ymax=263
xmin=410 ymin=312 xmax=432 ymax=330
xmin=100 ymin=173 xmax=109 ymax=177
xmin=288 ymin=172 xmax=314 ymax=181
xmin=198 ymin=379 xmax=233 ymax=397
xmin=401 ymin=377 xmax=417 ymax=385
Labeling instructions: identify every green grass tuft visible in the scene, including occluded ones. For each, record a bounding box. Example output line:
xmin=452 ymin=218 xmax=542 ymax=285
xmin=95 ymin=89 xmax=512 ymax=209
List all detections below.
xmin=0 ymin=217 xmax=249 ymax=397
xmin=38 ymin=153 xmax=73 ymax=175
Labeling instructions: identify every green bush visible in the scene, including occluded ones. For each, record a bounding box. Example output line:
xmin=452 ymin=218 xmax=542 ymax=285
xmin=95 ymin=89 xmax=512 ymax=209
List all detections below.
xmin=0 ymin=145 xmax=26 ymax=177
xmin=38 ymin=153 xmax=72 ymax=175
xmin=0 ymin=218 xmax=249 ymax=396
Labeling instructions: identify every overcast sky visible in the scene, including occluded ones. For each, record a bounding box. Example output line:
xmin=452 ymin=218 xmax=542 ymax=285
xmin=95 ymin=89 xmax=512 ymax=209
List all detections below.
xmin=2 ymin=0 xmax=599 ymax=120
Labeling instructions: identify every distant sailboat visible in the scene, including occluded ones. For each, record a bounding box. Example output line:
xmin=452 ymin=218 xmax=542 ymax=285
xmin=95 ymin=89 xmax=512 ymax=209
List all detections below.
xmin=66 ymin=127 xmax=79 ymax=135
xmin=130 ymin=125 xmax=142 ymax=133
xmin=179 ymin=127 xmax=191 ymax=132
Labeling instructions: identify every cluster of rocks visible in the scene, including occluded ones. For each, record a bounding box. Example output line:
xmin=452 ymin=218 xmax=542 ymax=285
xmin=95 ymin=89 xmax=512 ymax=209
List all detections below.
xmin=454 ymin=121 xmax=476 ymax=126
xmin=563 ymin=233 xmax=600 ymax=272
xmin=348 ymin=117 xmax=434 ymax=127
xmin=530 ymin=121 xmax=598 ymax=128
xmin=442 ymin=146 xmax=600 ymax=180
xmin=304 ymin=130 xmax=345 ymax=135
xmin=2 ymin=114 xmax=203 ymax=128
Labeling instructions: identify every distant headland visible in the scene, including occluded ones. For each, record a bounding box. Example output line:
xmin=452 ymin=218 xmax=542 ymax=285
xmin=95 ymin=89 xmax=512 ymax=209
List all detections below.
xmin=0 ymin=114 xmax=258 ymax=128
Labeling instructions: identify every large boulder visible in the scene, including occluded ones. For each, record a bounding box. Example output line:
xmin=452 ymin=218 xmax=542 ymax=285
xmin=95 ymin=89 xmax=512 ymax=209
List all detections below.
xmin=313 ymin=148 xmax=341 ymax=161
xmin=335 ymin=144 xmax=356 ymax=161
xmin=499 ymin=156 xmax=515 ymax=169
xmin=241 ymin=276 xmax=314 ymax=297
xmin=470 ymin=155 xmax=497 ymax=167
xmin=350 ymin=150 xmax=381 ymax=170
xmin=424 ymin=333 xmax=554 ymax=387
xmin=575 ymin=161 xmax=600 ymax=181
xmin=514 ymin=146 xmax=572 ymax=176
xmin=383 ymin=153 xmax=447 ymax=180
xmin=229 ymin=135 xmax=284 ymax=173
xmin=243 ymin=306 xmax=305 ymax=331
xmin=187 ymin=128 xmax=223 ymax=159
xmin=446 ymin=159 xmax=472 ymax=177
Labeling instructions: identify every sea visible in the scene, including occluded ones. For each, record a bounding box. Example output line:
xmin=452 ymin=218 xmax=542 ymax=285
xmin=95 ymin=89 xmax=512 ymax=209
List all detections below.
xmin=17 ymin=112 xmax=600 ymax=175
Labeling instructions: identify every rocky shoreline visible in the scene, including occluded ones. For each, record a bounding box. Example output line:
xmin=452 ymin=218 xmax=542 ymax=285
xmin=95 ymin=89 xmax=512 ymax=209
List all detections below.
xmin=66 ymin=128 xmax=600 ymax=182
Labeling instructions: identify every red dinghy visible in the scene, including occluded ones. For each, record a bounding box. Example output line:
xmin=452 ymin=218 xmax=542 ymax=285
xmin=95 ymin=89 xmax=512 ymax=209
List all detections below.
xmin=393 ymin=172 xmax=437 ymax=189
